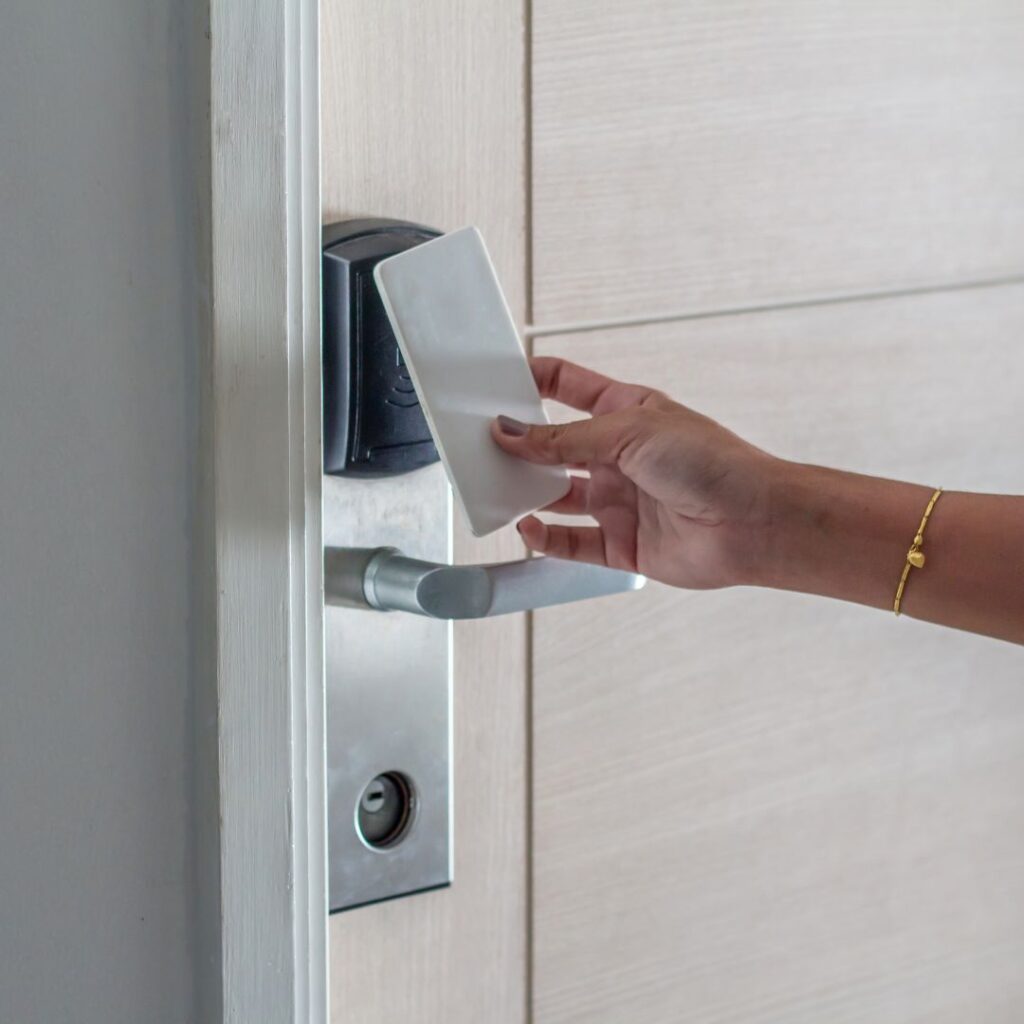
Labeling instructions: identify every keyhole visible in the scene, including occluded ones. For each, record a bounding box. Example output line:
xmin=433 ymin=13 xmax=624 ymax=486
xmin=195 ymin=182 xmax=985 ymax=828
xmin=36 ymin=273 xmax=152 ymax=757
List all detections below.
xmin=361 ymin=782 xmax=386 ymax=814
xmin=356 ymin=772 xmax=415 ymax=849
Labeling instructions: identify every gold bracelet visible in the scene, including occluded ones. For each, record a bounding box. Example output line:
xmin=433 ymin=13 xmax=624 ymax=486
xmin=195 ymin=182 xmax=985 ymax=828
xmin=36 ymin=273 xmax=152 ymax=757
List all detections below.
xmin=893 ymin=488 xmax=943 ymax=616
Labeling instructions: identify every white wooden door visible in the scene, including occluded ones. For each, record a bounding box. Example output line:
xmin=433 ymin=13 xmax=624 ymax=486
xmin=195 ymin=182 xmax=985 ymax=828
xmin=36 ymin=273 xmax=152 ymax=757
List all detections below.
xmin=322 ymin=3 xmax=1024 ymax=1021
xmin=322 ymin=4 xmax=529 ymax=1022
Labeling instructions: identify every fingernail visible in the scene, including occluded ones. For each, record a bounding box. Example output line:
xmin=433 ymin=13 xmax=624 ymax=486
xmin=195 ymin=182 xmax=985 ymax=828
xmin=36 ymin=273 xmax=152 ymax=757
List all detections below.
xmin=496 ymin=415 xmax=529 ymax=437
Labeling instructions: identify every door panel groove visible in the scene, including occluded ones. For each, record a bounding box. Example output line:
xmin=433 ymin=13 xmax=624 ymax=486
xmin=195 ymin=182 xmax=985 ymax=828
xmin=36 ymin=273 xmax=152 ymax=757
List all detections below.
xmin=524 ymin=272 xmax=1024 ymax=339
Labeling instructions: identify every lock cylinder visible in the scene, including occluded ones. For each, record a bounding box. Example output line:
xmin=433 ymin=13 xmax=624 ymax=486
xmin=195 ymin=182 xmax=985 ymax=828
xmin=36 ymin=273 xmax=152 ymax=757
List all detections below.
xmin=356 ymin=772 xmax=416 ymax=850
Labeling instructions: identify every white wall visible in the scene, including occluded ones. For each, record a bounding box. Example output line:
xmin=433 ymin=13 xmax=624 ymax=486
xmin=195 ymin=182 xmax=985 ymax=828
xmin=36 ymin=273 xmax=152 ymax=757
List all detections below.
xmin=0 ymin=1 xmax=207 ymax=1019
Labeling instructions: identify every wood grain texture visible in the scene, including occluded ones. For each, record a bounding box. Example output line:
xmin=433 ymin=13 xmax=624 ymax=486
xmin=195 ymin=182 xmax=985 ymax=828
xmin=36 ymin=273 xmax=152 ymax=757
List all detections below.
xmin=531 ymin=0 xmax=1024 ymax=326
xmin=321 ymin=4 xmax=528 ymax=1022
xmin=532 ymin=286 xmax=1024 ymax=1023
xmin=210 ymin=0 xmax=326 ymax=1018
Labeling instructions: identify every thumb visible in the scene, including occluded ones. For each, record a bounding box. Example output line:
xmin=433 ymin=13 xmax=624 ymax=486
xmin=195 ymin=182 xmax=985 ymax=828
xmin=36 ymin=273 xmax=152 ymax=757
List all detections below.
xmin=490 ymin=413 xmax=620 ymax=466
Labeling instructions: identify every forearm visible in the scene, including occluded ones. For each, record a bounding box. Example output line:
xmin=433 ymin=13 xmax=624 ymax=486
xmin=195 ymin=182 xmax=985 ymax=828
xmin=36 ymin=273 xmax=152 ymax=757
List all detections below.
xmin=755 ymin=461 xmax=1024 ymax=645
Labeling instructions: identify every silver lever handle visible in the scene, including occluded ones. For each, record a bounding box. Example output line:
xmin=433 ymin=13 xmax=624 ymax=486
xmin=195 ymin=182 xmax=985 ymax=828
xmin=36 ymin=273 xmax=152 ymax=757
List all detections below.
xmin=325 ymin=546 xmax=645 ymax=619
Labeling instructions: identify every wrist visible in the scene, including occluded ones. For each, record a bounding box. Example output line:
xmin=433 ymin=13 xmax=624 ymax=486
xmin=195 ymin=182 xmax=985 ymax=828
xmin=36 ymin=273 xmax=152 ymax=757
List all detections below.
xmin=750 ymin=459 xmax=932 ymax=609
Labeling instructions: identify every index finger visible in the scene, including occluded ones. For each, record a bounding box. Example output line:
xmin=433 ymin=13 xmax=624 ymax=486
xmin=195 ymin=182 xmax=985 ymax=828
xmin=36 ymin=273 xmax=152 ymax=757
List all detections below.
xmin=530 ymin=356 xmax=657 ymax=415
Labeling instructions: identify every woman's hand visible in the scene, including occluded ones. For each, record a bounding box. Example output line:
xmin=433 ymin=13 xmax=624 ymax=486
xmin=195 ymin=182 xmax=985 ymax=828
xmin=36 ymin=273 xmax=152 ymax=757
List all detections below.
xmin=492 ymin=355 xmax=1024 ymax=643
xmin=490 ymin=356 xmax=781 ymax=589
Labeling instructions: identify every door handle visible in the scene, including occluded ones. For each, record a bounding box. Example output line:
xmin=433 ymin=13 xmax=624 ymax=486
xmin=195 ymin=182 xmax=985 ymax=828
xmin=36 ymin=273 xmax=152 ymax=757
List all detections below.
xmin=326 ymin=546 xmax=645 ymax=619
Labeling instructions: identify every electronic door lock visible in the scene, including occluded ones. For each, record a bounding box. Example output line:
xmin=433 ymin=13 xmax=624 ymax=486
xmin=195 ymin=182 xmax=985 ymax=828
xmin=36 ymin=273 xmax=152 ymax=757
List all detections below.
xmin=322 ymin=218 xmax=645 ymax=914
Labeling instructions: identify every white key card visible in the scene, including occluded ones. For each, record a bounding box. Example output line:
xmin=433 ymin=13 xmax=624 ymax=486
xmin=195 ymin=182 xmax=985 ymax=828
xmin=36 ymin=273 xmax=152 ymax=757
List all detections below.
xmin=374 ymin=227 xmax=570 ymax=537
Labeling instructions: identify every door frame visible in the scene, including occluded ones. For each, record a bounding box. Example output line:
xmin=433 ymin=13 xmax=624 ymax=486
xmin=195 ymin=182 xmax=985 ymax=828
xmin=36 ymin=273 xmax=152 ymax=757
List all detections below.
xmin=206 ymin=0 xmax=326 ymax=1019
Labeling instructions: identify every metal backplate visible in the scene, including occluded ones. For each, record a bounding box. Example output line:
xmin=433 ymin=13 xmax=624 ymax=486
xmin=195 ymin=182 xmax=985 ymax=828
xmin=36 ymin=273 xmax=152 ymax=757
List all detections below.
xmin=324 ymin=463 xmax=452 ymax=911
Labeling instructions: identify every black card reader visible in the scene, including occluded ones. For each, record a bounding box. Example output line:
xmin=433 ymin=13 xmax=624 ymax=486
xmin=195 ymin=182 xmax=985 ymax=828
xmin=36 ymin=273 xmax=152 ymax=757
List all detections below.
xmin=321 ymin=218 xmax=441 ymax=476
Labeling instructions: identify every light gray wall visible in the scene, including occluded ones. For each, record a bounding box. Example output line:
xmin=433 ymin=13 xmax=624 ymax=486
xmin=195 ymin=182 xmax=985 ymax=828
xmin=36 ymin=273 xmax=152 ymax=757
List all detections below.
xmin=0 ymin=2 xmax=207 ymax=1020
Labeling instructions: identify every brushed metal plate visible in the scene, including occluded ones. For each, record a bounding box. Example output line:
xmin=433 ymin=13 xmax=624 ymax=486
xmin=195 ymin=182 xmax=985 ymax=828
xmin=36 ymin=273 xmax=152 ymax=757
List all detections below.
xmin=324 ymin=462 xmax=452 ymax=911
